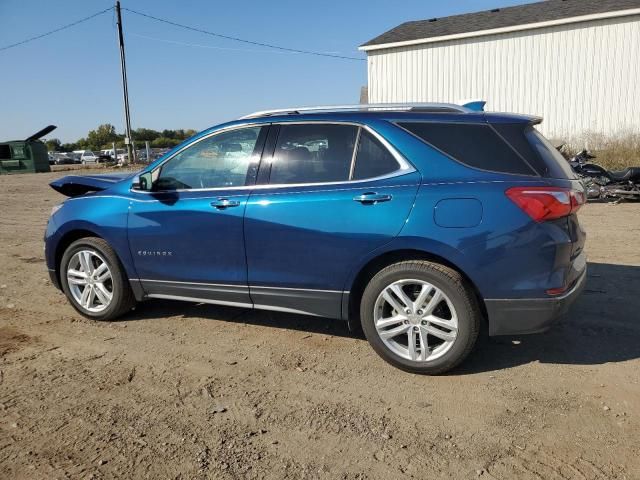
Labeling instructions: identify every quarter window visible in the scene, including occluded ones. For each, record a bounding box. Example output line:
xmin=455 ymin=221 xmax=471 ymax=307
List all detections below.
xmin=352 ymin=130 xmax=400 ymax=180
xmin=399 ymin=122 xmax=536 ymax=176
xmin=156 ymin=127 xmax=264 ymax=190
xmin=269 ymin=124 xmax=358 ymax=185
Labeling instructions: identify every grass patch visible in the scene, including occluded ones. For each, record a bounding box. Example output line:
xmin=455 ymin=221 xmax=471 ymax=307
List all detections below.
xmin=552 ymin=131 xmax=640 ymax=171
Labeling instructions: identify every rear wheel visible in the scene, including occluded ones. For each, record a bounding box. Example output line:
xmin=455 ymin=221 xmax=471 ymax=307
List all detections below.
xmin=360 ymin=260 xmax=480 ymax=374
xmin=60 ymin=237 xmax=135 ymax=321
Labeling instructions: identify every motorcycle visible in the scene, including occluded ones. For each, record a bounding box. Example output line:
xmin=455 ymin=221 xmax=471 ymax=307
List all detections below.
xmin=568 ymin=150 xmax=640 ymax=201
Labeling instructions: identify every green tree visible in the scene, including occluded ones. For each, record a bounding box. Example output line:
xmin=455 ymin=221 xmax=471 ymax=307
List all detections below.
xmin=86 ymin=124 xmax=120 ymax=150
xmin=45 ymin=138 xmax=62 ymax=152
xmin=65 ymin=125 xmax=196 ymax=151
xmin=151 ymin=137 xmax=181 ymax=148
xmin=60 ymin=142 xmax=77 ymax=152
xmin=134 ymin=128 xmax=160 ymax=142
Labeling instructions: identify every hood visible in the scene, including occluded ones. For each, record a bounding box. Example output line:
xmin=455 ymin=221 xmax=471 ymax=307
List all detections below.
xmin=50 ymin=172 xmax=134 ymax=197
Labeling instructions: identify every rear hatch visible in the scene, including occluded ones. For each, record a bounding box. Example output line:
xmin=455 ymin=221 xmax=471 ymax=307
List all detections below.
xmin=496 ymin=122 xmax=586 ymax=290
xmin=525 ymin=127 xmax=586 ymax=283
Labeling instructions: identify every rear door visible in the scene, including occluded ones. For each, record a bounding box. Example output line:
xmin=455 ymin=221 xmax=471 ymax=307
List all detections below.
xmin=244 ymin=122 xmax=420 ymax=319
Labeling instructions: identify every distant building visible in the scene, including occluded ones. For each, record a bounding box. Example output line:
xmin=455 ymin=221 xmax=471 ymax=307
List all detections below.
xmin=360 ymin=0 xmax=640 ymax=139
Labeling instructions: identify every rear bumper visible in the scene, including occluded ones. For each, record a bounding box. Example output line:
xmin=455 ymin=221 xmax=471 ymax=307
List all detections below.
xmin=485 ymin=268 xmax=587 ymax=336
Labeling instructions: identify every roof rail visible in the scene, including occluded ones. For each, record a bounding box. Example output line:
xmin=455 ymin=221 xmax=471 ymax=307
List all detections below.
xmin=240 ymin=102 xmax=473 ymax=119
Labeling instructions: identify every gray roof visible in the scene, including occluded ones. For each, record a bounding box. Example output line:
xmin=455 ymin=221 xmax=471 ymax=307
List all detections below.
xmin=361 ymin=0 xmax=640 ymax=48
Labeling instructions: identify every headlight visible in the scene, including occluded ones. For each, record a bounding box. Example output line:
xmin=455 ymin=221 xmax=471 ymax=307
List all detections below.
xmin=50 ymin=204 xmax=63 ymax=217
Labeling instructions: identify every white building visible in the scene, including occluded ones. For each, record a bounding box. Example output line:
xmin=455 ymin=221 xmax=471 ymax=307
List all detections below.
xmin=360 ymin=0 xmax=640 ymax=140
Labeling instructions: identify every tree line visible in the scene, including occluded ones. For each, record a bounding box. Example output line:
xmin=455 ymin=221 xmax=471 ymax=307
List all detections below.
xmin=45 ymin=124 xmax=198 ymax=152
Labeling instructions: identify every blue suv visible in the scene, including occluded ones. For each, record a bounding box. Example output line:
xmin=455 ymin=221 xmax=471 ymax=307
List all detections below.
xmin=45 ymin=103 xmax=586 ymax=374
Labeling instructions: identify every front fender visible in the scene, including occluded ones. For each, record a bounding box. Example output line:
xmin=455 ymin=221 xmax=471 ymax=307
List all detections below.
xmin=45 ymin=195 xmax=137 ymax=280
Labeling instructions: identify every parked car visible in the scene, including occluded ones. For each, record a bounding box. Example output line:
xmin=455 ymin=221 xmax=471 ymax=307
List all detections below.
xmin=45 ymin=103 xmax=586 ymax=374
xmin=73 ymin=150 xmax=100 ymax=165
xmin=96 ymin=153 xmax=113 ymax=163
xmin=51 ymin=153 xmax=75 ymax=165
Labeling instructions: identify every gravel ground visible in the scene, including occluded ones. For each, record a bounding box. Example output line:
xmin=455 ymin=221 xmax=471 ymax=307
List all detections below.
xmin=1 ymin=170 xmax=639 ymax=479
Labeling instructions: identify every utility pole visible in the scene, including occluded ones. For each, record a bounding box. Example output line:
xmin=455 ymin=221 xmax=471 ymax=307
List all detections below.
xmin=115 ymin=1 xmax=134 ymax=164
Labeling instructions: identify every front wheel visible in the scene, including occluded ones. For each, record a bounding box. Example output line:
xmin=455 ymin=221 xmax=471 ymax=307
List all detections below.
xmin=360 ymin=260 xmax=480 ymax=374
xmin=60 ymin=237 xmax=135 ymax=321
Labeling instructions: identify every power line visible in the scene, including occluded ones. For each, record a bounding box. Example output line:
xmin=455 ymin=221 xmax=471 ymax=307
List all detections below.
xmin=122 ymin=7 xmax=366 ymax=62
xmin=131 ymin=32 xmax=304 ymax=55
xmin=0 ymin=7 xmax=114 ymax=53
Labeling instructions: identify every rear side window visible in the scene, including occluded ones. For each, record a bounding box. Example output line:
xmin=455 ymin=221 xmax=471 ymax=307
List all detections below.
xmin=399 ymin=122 xmax=536 ymax=176
xmin=270 ymin=124 xmax=358 ymax=184
xmin=525 ymin=128 xmax=576 ymax=179
xmin=493 ymin=124 xmax=575 ymax=179
xmin=352 ymin=130 xmax=399 ymax=180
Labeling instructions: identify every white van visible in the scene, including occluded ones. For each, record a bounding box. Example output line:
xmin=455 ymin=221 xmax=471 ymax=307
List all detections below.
xmin=73 ymin=150 xmax=99 ymax=164
xmin=101 ymin=148 xmax=126 ymax=162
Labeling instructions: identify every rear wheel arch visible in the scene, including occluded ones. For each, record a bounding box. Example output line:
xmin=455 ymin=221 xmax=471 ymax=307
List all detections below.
xmin=347 ymin=249 xmax=487 ymax=328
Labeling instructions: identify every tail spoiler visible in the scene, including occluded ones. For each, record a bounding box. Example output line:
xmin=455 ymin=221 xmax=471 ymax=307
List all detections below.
xmin=460 ymin=100 xmax=486 ymax=112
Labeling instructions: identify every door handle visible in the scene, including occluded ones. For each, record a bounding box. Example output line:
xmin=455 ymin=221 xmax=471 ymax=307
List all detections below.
xmin=211 ymin=198 xmax=241 ymax=209
xmin=353 ymin=192 xmax=393 ymax=204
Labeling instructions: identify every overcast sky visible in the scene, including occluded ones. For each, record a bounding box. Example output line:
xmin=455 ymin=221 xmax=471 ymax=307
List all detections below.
xmin=0 ymin=0 xmax=533 ymax=142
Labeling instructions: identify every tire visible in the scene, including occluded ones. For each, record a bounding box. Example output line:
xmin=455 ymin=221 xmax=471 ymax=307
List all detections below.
xmin=360 ymin=260 xmax=480 ymax=374
xmin=60 ymin=237 xmax=135 ymax=321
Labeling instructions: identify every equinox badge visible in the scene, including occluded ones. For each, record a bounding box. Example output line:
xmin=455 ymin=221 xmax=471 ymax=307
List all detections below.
xmin=137 ymin=250 xmax=173 ymax=257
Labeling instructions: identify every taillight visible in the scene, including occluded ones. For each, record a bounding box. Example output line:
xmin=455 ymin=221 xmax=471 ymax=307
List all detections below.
xmin=505 ymin=186 xmax=585 ymax=222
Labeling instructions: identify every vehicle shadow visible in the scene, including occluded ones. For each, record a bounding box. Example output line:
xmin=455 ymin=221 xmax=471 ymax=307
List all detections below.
xmin=456 ymin=261 xmax=640 ymax=374
xmin=123 ymin=262 xmax=640 ymax=373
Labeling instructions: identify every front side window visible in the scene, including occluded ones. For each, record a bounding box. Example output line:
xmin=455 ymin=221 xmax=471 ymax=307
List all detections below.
xmin=269 ymin=124 xmax=358 ymax=185
xmin=156 ymin=127 xmax=263 ymax=190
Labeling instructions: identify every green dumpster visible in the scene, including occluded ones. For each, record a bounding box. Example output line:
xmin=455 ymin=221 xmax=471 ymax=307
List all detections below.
xmin=0 ymin=125 xmax=55 ymax=174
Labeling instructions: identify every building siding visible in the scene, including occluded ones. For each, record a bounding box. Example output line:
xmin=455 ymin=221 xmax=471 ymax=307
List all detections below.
xmin=367 ymin=15 xmax=640 ymax=139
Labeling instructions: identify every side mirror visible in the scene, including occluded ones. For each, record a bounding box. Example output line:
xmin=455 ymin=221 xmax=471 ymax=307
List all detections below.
xmin=132 ymin=171 xmax=153 ymax=191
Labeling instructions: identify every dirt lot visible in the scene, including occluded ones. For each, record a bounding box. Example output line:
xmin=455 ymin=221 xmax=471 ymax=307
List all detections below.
xmin=1 ymin=170 xmax=639 ymax=480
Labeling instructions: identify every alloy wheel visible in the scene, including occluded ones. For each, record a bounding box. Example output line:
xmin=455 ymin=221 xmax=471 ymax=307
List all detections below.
xmin=66 ymin=250 xmax=114 ymax=313
xmin=373 ymin=279 xmax=458 ymax=362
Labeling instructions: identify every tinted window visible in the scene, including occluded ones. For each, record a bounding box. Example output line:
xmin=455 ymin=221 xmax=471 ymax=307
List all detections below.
xmin=269 ymin=124 xmax=358 ymax=184
xmin=525 ymin=128 xmax=576 ymax=179
xmin=492 ymin=123 xmax=546 ymax=175
xmin=157 ymin=127 xmax=263 ymax=190
xmin=399 ymin=122 xmax=536 ymax=175
xmin=352 ymin=130 xmax=400 ymax=180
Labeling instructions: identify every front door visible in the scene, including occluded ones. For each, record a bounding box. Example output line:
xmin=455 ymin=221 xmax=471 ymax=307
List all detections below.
xmin=128 ymin=125 xmax=268 ymax=306
xmin=244 ymin=122 xmax=420 ymax=318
